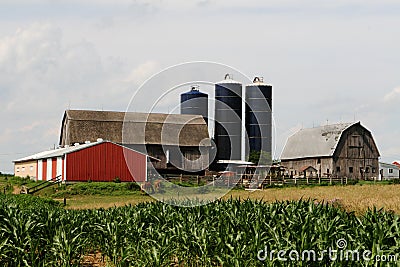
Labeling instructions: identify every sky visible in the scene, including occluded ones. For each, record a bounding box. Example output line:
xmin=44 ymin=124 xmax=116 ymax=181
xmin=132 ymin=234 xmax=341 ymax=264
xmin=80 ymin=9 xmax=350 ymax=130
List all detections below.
xmin=0 ymin=0 xmax=400 ymax=173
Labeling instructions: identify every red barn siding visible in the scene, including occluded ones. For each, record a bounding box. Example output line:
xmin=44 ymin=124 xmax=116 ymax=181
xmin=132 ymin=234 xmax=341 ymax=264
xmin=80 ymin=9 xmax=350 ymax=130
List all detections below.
xmin=66 ymin=142 xmax=147 ymax=182
xmin=42 ymin=160 xmax=47 ymax=181
xmin=52 ymin=158 xmax=57 ymax=178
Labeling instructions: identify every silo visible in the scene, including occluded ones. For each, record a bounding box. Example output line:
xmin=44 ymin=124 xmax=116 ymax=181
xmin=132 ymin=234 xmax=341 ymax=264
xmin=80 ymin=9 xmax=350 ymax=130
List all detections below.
xmin=214 ymin=74 xmax=242 ymax=160
xmin=245 ymin=77 xmax=272 ymax=159
xmin=180 ymin=86 xmax=208 ymax=125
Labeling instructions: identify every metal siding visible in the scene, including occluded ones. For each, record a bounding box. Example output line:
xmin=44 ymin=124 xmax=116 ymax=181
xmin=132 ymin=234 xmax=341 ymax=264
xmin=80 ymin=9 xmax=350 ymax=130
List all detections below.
xmin=46 ymin=158 xmax=52 ymax=180
xmin=52 ymin=158 xmax=57 ymax=178
xmin=42 ymin=160 xmax=47 ymax=181
xmin=66 ymin=142 xmax=147 ymax=182
xmin=37 ymin=160 xmax=43 ymax=181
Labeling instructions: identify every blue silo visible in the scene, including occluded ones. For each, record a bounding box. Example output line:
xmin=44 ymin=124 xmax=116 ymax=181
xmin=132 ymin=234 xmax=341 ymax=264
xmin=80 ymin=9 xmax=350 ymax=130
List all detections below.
xmin=180 ymin=86 xmax=208 ymax=125
xmin=245 ymin=77 xmax=272 ymax=159
xmin=214 ymin=74 xmax=243 ymax=161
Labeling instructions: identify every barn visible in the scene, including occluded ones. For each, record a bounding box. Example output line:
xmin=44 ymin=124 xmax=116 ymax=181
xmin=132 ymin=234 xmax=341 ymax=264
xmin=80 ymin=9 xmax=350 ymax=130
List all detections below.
xmin=281 ymin=122 xmax=380 ymax=180
xmin=13 ymin=141 xmax=152 ymax=182
xmin=59 ymin=110 xmax=211 ymax=175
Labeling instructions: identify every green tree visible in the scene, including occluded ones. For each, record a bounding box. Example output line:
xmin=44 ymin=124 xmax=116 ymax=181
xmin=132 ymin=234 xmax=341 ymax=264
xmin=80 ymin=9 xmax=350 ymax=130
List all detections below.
xmin=248 ymin=150 xmax=272 ymax=166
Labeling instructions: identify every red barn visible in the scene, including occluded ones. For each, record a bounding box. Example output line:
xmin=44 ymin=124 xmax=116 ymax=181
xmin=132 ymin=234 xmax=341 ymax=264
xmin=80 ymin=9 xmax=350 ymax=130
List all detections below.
xmin=14 ymin=141 xmax=151 ymax=182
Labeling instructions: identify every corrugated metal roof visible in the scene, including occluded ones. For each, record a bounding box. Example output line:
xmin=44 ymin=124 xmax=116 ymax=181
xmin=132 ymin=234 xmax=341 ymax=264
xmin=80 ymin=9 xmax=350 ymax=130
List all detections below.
xmin=13 ymin=142 xmax=98 ymax=162
xmin=380 ymin=162 xmax=400 ymax=170
xmin=14 ymin=141 xmax=159 ymax=163
xmin=281 ymin=122 xmax=358 ymax=160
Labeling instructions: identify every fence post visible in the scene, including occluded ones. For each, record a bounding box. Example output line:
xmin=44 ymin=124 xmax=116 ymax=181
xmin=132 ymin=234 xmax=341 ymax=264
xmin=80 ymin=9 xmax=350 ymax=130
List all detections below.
xmin=306 ymin=176 xmax=309 ymax=185
xmin=294 ymin=176 xmax=297 ymax=185
xmin=318 ymin=176 xmax=321 ymax=184
xmin=329 ymin=176 xmax=332 ymax=185
xmin=341 ymin=176 xmax=343 ymax=185
xmin=270 ymin=175 xmax=272 ymax=185
xmin=180 ymin=174 xmax=182 ymax=183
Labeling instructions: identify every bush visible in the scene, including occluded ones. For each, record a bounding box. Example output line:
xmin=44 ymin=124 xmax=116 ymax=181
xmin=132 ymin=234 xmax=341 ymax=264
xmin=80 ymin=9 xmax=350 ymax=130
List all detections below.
xmin=126 ymin=182 xmax=141 ymax=191
xmin=113 ymin=177 xmax=121 ymax=183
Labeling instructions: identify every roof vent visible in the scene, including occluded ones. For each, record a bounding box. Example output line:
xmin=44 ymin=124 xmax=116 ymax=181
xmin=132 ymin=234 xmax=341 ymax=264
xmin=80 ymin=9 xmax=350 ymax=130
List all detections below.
xmin=85 ymin=141 xmax=91 ymax=144
xmin=97 ymin=138 xmax=103 ymax=142
xmin=74 ymin=143 xmax=80 ymax=146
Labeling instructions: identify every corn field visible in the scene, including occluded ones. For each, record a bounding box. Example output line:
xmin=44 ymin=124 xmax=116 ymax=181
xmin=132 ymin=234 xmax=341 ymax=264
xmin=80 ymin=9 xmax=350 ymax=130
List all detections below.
xmin=0 ymin=195 xmax=399 ymax=266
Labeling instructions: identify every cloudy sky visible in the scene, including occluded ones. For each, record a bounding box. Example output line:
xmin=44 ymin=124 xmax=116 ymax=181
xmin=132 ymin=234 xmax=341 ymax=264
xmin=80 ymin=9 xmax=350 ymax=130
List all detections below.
xmin=0 ymin=0 xmax=400 ymax=173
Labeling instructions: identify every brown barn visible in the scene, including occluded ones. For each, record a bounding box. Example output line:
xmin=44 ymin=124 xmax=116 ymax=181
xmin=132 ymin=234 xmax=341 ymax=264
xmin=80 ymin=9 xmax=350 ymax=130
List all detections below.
xmin=59 ymin=110 xmax=211 ymax=175
xmin=280 ymin=122 xmax=380 ymax=180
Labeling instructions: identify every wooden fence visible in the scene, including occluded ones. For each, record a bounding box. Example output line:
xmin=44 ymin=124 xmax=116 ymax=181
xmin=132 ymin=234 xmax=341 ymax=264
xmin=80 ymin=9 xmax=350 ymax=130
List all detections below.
xmin=160 ymin=174 xmax=349 ymax=189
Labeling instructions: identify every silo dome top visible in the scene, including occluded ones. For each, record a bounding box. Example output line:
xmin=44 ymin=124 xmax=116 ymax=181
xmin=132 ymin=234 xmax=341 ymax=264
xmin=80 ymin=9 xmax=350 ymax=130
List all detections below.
xmin=216 ymin=73 xmax=241 ymax=84
xmin=246 ymin=76 xmax=270 ymax=86
xmin=182 ymin=85 xmax=208 ymax=96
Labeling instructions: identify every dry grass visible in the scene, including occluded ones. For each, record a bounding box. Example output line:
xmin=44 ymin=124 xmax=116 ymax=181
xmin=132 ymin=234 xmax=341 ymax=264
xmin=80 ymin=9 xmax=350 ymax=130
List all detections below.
xmin=225 ymin=184 xmax=400 ymax=214
xmin=59 ymin=184 xmax=400 ymax=214
xmin=59 ymin=195 xmax=154 ymax=210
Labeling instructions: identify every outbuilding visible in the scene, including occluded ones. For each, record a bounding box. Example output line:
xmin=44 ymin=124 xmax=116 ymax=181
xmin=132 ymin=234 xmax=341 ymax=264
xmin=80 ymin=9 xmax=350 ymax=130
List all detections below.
xmin=379 ymin=162 xmax=400 ymax=180
xmin=13 ymin=141 xmax=152 ymax=182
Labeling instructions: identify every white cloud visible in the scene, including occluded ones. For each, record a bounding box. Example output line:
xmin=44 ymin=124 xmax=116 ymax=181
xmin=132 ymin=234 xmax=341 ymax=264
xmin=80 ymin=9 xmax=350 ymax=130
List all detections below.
xmin=125 ymin=60 xmax=160 ymax=86
xmin=383 ymin=87 xmax=400 ymax=103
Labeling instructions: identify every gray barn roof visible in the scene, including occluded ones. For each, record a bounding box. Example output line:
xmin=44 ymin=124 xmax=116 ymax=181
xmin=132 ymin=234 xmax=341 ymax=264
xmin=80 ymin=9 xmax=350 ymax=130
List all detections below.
xmin=59 ymin=110 xmax=211 ymax=147
xmin=281 ymin=122 xmax=358 ymax=160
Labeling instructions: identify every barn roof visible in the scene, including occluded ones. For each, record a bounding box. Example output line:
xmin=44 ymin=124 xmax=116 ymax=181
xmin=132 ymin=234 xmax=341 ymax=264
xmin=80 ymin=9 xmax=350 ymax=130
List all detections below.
xmin=60 ymin=110 xmax=211 ymax=147
xmin=14 ymin=141 xmax=159 ymax=163
xmin=281 ymin=122 xmax=361 ymax=160
xmin=13 ymin=142 xmax=96 ymax=162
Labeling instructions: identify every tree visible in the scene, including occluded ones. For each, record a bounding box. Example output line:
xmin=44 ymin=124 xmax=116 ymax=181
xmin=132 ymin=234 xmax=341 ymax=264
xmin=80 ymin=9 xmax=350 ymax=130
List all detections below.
xmin=248 ymin=150 xmax=272 ymax=166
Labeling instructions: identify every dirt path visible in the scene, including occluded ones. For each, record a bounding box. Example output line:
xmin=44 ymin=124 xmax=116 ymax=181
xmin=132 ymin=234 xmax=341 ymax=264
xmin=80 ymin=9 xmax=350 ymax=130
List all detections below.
xmin=12 ymin=186 xmax=20 ymax=194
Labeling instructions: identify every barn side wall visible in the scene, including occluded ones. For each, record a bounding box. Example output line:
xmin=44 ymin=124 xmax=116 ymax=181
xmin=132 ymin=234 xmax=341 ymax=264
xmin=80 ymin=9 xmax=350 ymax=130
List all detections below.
xmin=281 ymin=157 xmax=333 ymax=178
xmin=66 ymin=142 xmax=147 ymax=182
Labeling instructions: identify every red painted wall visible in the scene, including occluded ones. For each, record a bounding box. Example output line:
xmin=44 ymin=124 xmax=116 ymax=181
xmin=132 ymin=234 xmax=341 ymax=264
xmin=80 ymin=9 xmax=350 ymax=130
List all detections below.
xmin=42 ymin=160 xmax=47 ymax=181
xmin=66 ymin=142 xmax=147 ymax=182
xmin=52 ymin=158 xmax=57 ymax=178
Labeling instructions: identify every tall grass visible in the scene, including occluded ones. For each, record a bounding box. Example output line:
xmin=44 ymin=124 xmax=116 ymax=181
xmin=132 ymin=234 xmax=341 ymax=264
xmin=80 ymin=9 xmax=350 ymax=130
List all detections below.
xmin=0 ymin=195 xmax=398 ymax=266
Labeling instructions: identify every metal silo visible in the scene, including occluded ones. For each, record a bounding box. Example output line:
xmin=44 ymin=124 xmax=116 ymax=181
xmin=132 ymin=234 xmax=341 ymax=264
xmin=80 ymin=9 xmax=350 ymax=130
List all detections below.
xmin=245 ymin=77 xmax=272 ymax=159
xmin=180 ymin=86 xmax=208 ymax=125
xmin=214 ymin=74 xmax=243 ymax=161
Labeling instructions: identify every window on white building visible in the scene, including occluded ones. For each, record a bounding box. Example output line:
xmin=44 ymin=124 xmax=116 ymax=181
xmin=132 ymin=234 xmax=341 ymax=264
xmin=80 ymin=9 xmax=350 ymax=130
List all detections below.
xmin=389 ymin=169 xmax=393 ymax=174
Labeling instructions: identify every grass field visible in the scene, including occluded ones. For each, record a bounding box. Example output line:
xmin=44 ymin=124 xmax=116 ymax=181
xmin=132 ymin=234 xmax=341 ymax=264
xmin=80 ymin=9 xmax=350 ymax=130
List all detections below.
xmin=3 ymin=176 xmax=400 ymax=214
xmin=58 ymin=183 xmax=400 ymax=214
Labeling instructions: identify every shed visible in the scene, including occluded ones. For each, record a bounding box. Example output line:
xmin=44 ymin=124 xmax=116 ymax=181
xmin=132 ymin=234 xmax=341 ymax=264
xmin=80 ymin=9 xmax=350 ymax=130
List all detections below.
xmin=14 ymin=141 xmax=152 ymax=182
xmin=379 ymin=162 xmax=400 ymax=180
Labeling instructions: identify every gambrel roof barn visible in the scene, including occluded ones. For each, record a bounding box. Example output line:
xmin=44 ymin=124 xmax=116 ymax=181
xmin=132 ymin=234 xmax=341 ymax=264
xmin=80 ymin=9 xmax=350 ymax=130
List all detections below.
xmin=281 ymin=122 xmax=380 ymax=180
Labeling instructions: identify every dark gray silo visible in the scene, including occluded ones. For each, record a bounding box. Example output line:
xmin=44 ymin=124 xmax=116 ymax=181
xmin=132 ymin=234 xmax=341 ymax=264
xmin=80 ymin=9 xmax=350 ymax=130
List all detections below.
xmin=245 ymin=77 xmax=272 ymax=159
xmin=180 ymin=86 xmax=208 ymax=125
xmin=214 ymin=74 xmax=243 ymax=161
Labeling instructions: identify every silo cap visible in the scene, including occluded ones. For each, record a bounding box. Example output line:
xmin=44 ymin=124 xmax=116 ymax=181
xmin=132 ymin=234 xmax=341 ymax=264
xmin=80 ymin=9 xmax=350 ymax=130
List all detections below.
xmin=216 ymin=73 xmax=241 ymax=85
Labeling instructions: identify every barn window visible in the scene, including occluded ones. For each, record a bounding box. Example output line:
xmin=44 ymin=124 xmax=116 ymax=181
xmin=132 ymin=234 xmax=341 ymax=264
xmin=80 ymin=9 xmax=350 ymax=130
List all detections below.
xmin=372 ymin=167 xmax=376 ymax=173
xmin=389 ymin=169 xmax=394 ymax=174
xmin=16 ymin=167 xmax=19 ymax=172
xmin=336 ymin=167 xmax=340 ymax=173
xmin=349 ymin=167 xmax=353 ymax=173
xmin=317 ymin=158 xmax=321 ymax=164
xmin=22 ymin=167 xmax=25 ymax=172
xmin=327 ymin=169 xmax=330 ymax=174
xmin=365 ymin=167 xmax=370 ymax=173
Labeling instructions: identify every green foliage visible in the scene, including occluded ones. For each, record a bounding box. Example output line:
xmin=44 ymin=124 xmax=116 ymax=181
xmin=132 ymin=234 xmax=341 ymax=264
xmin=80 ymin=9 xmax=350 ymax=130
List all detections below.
xmin=248 ymin=150 xmax=272 ymax=166
xmin=51 ymin=182 xmax=141 ymax=198
xmin=0 ymin=195 xmax=399 ymax=266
